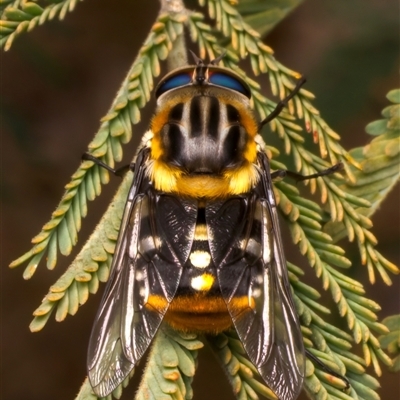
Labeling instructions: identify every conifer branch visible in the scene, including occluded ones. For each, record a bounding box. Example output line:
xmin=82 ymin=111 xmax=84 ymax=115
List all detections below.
xmin=9 ymin=11 xmax=187 ymax=279
xmin=288 ymin=262 xmax=388 ymax=400
xmin=274 ymin=186 xmax=392 ymax=395
xmin=28 ymin=171 xmax=132 ymax=332
xmin=1 ymin=0 xmax=85 ymax=50
xmin=324 ymin=89 xmax=400 ymax=284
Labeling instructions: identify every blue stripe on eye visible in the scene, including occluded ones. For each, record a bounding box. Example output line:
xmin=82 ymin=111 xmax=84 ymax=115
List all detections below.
xmin=208 ymin=73 xmax=250 ymax=97
xmin=156 ymin=73 xmax=192 ymax=97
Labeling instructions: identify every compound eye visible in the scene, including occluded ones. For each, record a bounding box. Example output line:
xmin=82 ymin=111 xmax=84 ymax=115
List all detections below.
xmin=208 ymin=72 xmax=251 ymax=98
xmin=156 ymin=72 xmax=192 ymax=98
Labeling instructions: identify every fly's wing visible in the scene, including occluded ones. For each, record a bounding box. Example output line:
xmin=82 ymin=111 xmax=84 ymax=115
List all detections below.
xmin=207 ymin=154 xmax=305 ymax=400
xmin=87 ymin=150 xmax=197 ymax=397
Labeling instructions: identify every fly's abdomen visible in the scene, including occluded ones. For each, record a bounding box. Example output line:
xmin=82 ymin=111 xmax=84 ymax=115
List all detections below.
xmin=163 ymin=203 xmax=261 ymax=334
xmin=164 ymin=206 xmax=232 ymax=333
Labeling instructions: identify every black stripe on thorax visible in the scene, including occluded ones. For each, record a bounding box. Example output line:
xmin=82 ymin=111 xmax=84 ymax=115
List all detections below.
xmin=169 ymin=102 xmax=184 ymax=121
xmin=189 ymin=96 xmax=203 ymax=138
xmin=166 ymin=98 xmax=242 ymax=141
xmin=207 ymin=96 xmax=220 ymax=139
xmin=188 ymin=96 xmax=221 ymax=139
xmin=221 ymin=125 xmax=241 ymax=166
xmin=162 ymin=123 xmax=183 ymax=165
xmin=226 ymin=104 xmax=240 ymax=123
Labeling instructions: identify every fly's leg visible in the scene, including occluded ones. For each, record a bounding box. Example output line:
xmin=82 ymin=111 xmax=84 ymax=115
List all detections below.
xmin=258 ymin=77 xmax=307 ymax=130
xmin=271 ymin=162 xmax=344 ymax=182
xmin=82 ymin=153 xmax=134 ymax=177
xmin=306 ymin=349 xmax=350 ymax=390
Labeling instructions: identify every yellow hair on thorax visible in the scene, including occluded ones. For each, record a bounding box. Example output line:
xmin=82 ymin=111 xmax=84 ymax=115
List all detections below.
xmin=146 ymin=159 xmax=181 ymax=191
xmin=146 ymin=159 xmax=260 ymax=199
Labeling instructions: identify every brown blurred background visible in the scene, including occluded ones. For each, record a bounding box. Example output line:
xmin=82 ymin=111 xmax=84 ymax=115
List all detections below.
xmin=1 ymin=0 xmax=399 ymax=399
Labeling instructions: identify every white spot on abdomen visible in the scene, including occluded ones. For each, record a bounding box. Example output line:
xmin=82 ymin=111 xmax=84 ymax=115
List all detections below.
xmin=189 ymin=250 xmax=211 ymax=269
xmin=190 ymin=274 xmax=214 ymax=291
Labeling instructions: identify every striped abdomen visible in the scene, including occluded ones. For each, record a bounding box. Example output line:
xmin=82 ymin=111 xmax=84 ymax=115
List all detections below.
xmin=164 ymin=206 xmax=233 ymax=333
